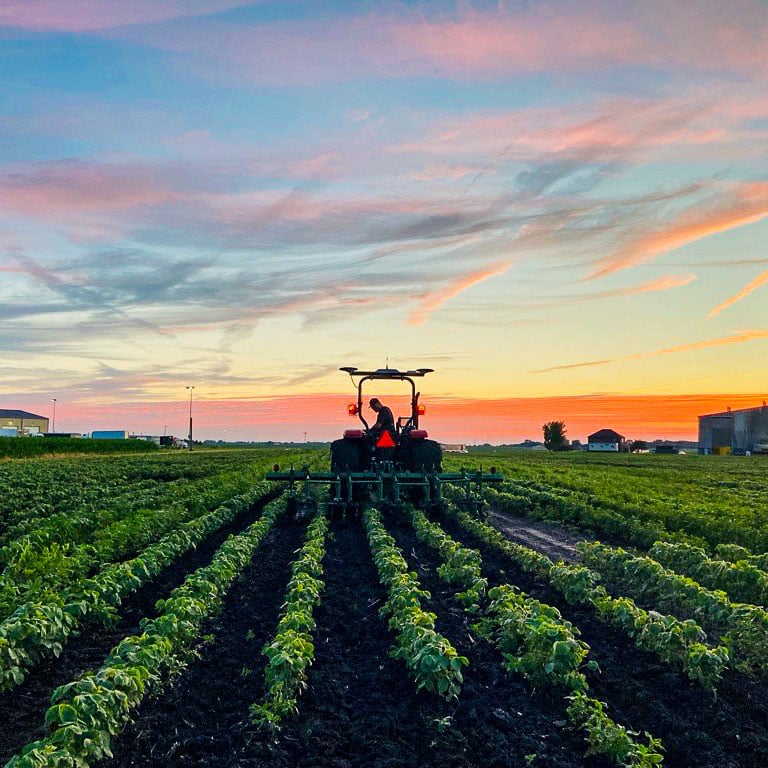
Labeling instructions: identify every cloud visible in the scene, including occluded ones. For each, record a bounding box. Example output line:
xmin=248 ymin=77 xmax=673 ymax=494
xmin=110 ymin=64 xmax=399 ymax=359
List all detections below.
xmin=98 ymin=2 xmax=768 ymax=86
xmin=413 ymin=164 xmax=480 ymax=182
xmin=409 ymin=259 xmax=514 ymax=325
xmin=0 ymin=160 xmax=176 ymax=217
xmin=708 ymin=267 xmax=768 ymax=317
xmin=0 ymin=1 xmax=254 ymax=32
xmin=587 ymin=182 xmax=768 ymax=279
xmin=535 ymin=329 xmax=768 ymax=373
xmin=586 ymin=273 xmax=698 ymax=300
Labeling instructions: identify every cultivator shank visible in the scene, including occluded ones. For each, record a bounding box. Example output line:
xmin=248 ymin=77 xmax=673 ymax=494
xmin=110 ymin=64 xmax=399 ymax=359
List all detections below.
xmin=266 ymin=463 xmax=503 ymax=519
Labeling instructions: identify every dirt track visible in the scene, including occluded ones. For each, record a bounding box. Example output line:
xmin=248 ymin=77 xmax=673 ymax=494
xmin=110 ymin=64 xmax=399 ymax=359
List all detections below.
xmin=486 ymin=509 xmax=589 ymax=562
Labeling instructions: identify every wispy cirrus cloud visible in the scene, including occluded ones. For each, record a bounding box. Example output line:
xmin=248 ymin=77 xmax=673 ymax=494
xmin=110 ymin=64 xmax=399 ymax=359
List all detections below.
xmin=409 ymin=259 xmax=514 ymax=325
xmin=708 ymin=268 xmax=768 ymax=317
xmin=0 ymin=0 xmax=254 ymax=32
xmin=587 ymin=181 xmax=768 ymax=279
xmin=0 ymin=160 xmax=176 ymax=216
xmin=94 ymin=2 xmax=768 ymax=86
xmin=535 ymin=329 xmax=768 ymax=373
xmin=555 ymin=273 xmax=697 ymax=306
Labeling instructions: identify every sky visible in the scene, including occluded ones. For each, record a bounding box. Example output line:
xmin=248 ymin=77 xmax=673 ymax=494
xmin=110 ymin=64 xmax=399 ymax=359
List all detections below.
xmin=1 ymin=0 xmax=767 ymax=443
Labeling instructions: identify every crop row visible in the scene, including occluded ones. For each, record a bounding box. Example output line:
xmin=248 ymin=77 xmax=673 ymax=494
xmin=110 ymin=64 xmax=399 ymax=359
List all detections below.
xmin=0 ymin=483 xmax=273 ymax=693
xmin=0 ymin=451 xmax=248 ymax=537
xmin=0 ymin=452 xmax=317 ymax=620
xmin=6 ymin=494 xmax=288 ymax=768
xmin=483 ymin=484 xmax=698 ymax=551
xmin=407 ymin=505 xmax=664 ymax=767
xmin=648 ymin=540 xmax=768 ymax=607
xmin=363 ymin=507 xmax=468 ymax=702
xmin=455 ymin=451 xmax=768 ymax=552
xmin=579 ymin=541 xmax=768 ymax=678
xmin=715 ymin=543 xmax=768 ymax=571
xmin=250 ymin=511 xmax=329 ymax=725
xmin=0 ymin=449 xmax=318 ymax=545
xmin=449 ymin=504 xmax=730 ymax=689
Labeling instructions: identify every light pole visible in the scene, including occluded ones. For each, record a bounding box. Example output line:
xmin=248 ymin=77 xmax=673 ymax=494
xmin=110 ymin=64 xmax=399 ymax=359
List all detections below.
xmin=51 ymin=398 xmax=57 ymax=434
xmin=186 ymin=386 xmax=195 ymax=451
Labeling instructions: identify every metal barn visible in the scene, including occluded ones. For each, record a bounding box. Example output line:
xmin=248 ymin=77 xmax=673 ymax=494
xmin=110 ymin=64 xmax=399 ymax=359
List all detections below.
xmin=698 ymin=403 xmax=768 ymax=455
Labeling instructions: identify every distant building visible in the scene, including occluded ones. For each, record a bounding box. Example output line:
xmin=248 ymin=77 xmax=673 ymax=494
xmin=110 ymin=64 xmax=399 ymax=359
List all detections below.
xmin=698 ymin=403 xmax=768 ymax=455
xmin=0 ymin=409 xmax=49 ymax=436
xmin=587 ymin=428 xmax=625 ymax=452
xmin=441 ymin=443 xmax=468 ymax=453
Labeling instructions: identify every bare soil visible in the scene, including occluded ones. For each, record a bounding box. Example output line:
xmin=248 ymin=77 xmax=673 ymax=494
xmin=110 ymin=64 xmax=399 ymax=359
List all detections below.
xmin=486 ymin=510 xmax=589 ymax=562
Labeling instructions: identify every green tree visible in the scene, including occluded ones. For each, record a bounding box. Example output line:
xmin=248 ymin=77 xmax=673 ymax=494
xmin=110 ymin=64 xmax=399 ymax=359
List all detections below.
xmin=542 ymin=421 xmax=569 ymax=451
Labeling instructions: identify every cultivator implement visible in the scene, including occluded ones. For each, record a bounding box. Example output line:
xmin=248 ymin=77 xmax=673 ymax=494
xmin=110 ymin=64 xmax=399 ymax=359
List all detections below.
xmin=266 ymin=463 xmax=504 ymax=519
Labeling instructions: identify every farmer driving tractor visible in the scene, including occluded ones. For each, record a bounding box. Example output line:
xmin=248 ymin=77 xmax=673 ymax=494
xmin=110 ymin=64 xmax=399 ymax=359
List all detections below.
xmin=368 ymin=397 xmax=394 ymax=439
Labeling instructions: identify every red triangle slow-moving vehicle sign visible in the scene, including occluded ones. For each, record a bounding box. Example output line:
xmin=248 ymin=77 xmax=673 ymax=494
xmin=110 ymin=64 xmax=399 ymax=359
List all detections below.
xmin=376 ymin=431 xmax=396 ymax=448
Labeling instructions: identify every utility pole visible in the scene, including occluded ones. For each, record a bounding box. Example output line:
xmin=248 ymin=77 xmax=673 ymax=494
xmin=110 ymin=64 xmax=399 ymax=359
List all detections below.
xmin=304 ymin=431 xmax=308 ymax=443
xmin=186 ymin=386 xmax=195 ymax=450
xmin=51 ymin=398 xmax=57 ymax=433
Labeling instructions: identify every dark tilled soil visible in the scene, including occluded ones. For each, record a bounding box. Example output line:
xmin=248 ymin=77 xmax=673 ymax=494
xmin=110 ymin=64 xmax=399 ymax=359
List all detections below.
xmin=98 ymin=519 xmax=602 ymax=768
xmin=386 ymin=517 xmax=612 ymax=768
xmin=440 ymin=510 xmax=768 ymax=768
xmin=0 ymin=494 xmax=277 ymax=764
xmin=97 ymin=517 xmax=307 ymax=767
xmin=251 ymin=521 xmax=596 ymax=768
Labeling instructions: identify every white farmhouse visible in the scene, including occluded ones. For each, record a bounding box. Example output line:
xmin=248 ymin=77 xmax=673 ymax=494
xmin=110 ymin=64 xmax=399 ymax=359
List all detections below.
xmin=587 ymin=428 xmax=625 ymax=452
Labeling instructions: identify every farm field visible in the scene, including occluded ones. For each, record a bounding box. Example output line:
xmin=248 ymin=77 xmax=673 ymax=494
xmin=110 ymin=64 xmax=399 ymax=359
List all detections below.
xmin=1 ymin=448 xmax=768 ymax=768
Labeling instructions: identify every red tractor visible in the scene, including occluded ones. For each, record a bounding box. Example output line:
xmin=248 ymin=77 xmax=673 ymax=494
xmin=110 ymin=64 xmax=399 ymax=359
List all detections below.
xmin=267 ymin=365 xmax=502 ymax=519
xmin=330 ymin=366 xmax=443 ymax=474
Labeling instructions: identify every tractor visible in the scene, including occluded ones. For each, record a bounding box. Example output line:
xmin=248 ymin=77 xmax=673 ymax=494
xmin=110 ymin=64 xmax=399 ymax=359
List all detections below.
xmin=330 ymin=365 xmax=443 ymax=475
xmin=267 ymin=366 xmax=502 ymax=519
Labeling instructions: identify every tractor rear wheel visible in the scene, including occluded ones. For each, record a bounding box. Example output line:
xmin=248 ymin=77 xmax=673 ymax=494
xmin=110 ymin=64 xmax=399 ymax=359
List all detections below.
xmin=331 ymin=438 xmax=361 ymax=472
xmin=410 ymin=439 xmax=443 ymax=472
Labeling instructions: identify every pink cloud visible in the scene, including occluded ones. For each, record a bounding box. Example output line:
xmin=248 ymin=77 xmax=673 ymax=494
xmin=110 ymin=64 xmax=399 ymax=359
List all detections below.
xmin=409 ymin=259 xmax=514 ymax=325
xmin=536 ymin=329 xmax=768 ymax=373
xmin=626 ymin=274 xmax=697 ymax=294
xmin=588 ymin=182 xmax=768 ymax=279
xmin=708 ymin=267 xmax=768 ymax=317
xmin=106 ymin=3 xmax=768 ymax=86
xmin=0 ymin=1 xmax=253 ymax=32
xmin=391 ymin=89 xmax=756 ymax=162
xmin=0 ymin=161 xmax=175 ymax=216
xmin=413 ymin=164 xmax=480 ymax=182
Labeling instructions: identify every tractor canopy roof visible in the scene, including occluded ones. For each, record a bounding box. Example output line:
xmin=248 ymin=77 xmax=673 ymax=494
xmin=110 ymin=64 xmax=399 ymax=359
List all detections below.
xmin=340 ymin=366 xmax=433 ymax=380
